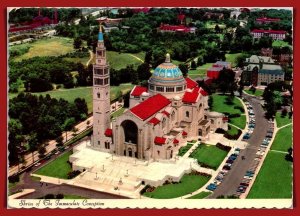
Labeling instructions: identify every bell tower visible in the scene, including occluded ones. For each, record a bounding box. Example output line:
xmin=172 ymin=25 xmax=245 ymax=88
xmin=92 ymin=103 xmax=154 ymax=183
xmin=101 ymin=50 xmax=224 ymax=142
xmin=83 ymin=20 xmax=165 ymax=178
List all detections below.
xmin=92 ymin=24 xmax=111 ymax=151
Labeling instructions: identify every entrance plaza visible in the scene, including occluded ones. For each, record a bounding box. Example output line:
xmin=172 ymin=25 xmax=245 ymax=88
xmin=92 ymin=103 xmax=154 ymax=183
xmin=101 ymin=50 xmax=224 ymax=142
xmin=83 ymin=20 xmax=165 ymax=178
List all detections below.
xmin=67 ymin=140 xmax=215 ymax=198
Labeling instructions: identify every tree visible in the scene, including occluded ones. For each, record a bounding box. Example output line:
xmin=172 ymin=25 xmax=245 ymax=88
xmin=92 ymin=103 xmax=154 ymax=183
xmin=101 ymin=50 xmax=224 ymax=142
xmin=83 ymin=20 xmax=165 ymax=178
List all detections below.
xmin=281 ymin=108 xmax=288 ymax=117
xmin=136 ymin=63 xmax=152 ymax=81
xmin=178 ymin=64 xmax=188 ymax=78
xmin=191 ymin=60 xmax=197 ymax=70
xmin=28 ymin=133 xmax=38 ymax=163
xmin=216 ymin=69 xmax=237 ymax=94
xmin=62 ymin=117 xmax=76 ymax=142
xmin=215 ymin=24 xmax=221 ymax=33
xmin=55 ymin=135 xmax=64 ymax=147
xmin=38 ymin=146 xmax=46 ymax=158
xmin=73 ymin=37 xmax=83 ymax=50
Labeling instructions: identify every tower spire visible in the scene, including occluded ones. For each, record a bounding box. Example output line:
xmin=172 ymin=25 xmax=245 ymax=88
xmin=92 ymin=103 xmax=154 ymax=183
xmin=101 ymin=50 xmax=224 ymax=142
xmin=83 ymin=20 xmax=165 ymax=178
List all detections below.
xmin=98 ymin=23 xmax=104 ymax=41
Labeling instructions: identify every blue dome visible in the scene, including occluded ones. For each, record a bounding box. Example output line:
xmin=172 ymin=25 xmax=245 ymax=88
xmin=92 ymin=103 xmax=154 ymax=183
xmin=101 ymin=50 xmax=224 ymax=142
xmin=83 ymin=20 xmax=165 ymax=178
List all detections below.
xmin=150 ymin=54 xmax=184 ymax=83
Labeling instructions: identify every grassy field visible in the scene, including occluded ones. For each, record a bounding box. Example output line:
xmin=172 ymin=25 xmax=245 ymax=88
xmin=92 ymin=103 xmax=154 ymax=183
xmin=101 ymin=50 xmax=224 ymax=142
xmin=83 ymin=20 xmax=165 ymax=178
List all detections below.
xmin=190 ymin=144 xmax=228 ymax=170
xmin=225 ymin=53 xmax=242 ymax=67
xmin=111 ymin=107 xmax=126 ymax=119
xmin=34 ymin=151 xmax=72 ymax=179
xmin=227 ymin=125 xmax=240 ymax=136
xmin=189 ymin=63 xmax=213 ymax=79
xmin=211 ymin=94 xmax=246 ymax=129
xmin=275 ymin=112 xmax=293 ymax=128
xmin=143 ymin=174 xmax=210 ymax=199
xmin=244 ymin=89 xmax=264 ymax=97
xmin=271 ymin=124 xmax=293 ymax=152
xmin=187 ymin=191 xmax=212 ymax=199
xmin=230 ymin=115 xmax=246 ymax=129
xmin=64 ymin=56 xmax=90 ymax=65
xmin=11 ymin=37 xmax=75 ymax=61
xmin=178 ymin=143 xmax=194 ymax=156
xmin=64 ymin=194 xmax=87 ymax=199
xmin=247 ymin=151 xmax=292 ymax=198
xmin=92 ymin=51 xmax=144 ymax=70
xmin=9 ymin=83 xmax=134 ymax=113
xmin=272 ymin=40 xmax=290 ymax=48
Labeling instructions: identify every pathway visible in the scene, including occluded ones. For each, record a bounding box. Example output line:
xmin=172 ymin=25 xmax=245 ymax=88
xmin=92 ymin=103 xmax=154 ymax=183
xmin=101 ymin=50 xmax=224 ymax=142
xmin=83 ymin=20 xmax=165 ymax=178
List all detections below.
xmin=128 ymin=54 xmax=144 ymax=63
xmin=86 ymin=50 xmax=94 ymax=66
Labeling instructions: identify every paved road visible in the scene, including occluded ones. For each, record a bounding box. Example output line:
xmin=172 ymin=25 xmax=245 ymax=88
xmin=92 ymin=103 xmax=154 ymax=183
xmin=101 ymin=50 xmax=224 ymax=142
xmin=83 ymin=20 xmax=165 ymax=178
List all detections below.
xmin=208 ymin=94 xmax=269 ymax=198
xmin=11 ymin=172 xmax=126 ymax=199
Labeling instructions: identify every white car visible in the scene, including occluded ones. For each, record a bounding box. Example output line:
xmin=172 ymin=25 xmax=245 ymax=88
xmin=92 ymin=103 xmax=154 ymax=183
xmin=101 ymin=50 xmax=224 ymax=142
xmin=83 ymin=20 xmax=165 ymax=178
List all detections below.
xmin=34 ymin=162 xmax=41 ymax=167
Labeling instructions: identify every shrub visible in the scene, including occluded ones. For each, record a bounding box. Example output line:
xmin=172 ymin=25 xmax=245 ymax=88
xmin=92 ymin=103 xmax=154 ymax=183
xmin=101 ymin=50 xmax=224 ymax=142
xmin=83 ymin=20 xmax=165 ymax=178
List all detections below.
xmin=56 ymin=194 xmax=64 ymax=199
xmin=215 ymin=128 xmax=226 ymax=134
xmin=8 ymin=175 xmax=20 ymax=183
xmin=44 ymin=194 xmax=55 ymax=199
xmin=228 ymin=113 xmax=241 ymax=118
xmin=67 ymin=170 xmax=81 ymax=179
xmin=216 ymin=142 xmax=231 ymax=151
xmin=224 ymin=129 xmax=242 ymax=140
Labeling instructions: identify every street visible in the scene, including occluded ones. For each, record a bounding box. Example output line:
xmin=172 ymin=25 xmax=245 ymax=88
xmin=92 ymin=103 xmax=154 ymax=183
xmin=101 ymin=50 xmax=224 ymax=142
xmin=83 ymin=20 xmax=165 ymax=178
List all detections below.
xmin=208 ymin=94 xmax=269 ymax=198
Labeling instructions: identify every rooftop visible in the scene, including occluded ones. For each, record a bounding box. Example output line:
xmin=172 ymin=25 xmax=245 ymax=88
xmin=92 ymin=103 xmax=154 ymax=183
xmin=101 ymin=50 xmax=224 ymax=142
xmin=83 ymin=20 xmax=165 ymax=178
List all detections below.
xmin=251 ymin=29 xmax=286 ymax=34
xmin=131 ymin=86 xmax=148 ymax=97
xmin=185 ymin=77 xmax=198 ymax=89
xmin=130 ymin=94 xmax=171 ymax=121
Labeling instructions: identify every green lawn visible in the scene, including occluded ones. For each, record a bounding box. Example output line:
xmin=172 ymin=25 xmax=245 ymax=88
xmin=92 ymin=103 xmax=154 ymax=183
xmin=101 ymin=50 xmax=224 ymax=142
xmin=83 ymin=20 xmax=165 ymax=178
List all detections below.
xmin=187 ymin=191 xmax=212 ymax=199
xmin=211 ymin=94 xmax=246 ymax=129
xmin=190 ymin=144 xmax=228 ymax=170
xmin=188 ymin=63 xmax=213 ymax=79
xmin=178 ymin=143 xmax=193 ymax=156
xmin=111 ymin=107 xmax=126 ymax=119
xmin=106 ymin=51 xmax=144 ymax=70
xmin=143 ymin=174 xmax=210 ymax=199
xmin=272 ymin=40 xmax=290 ymax=48
xmin=244 ymin=89 xmax=264 ymax=97
xmin=34 ymin=151 xmax=72 ymax=179
xmin=225 ymin=53 xmax=242 ymax=67
xmin=9 ymin=83 xmax=134 ymax=113
xmin=271 ymin=124 xmax=293 ymax=152
xmin=229 ymin=115 xmax=246 ymax=129
xmin=64 ymin=56 xmax=90 ymax=65
xmin=275 ymin=112 xmax=292 ymax=128
xmin=11 ymin=37 xmax=75 ymax=61
xmin=227 ymin=125 xmax=240 ymax=136
xmin=64 ymin=194 xmax=87 ymax=199
xmin=247 ymin=151 xmax=292 ymax=198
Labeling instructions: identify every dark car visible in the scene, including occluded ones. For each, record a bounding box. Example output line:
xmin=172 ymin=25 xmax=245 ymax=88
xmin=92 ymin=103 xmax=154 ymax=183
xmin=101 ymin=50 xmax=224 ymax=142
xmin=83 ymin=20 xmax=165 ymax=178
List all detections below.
xmin=226 ymin=159 xmax=234 ymax=164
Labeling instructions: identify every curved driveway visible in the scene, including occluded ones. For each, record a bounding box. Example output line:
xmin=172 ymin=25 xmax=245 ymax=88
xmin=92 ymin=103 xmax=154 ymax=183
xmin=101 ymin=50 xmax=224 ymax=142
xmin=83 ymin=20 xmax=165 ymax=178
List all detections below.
xmin=208 ymin=94 xmax=269 ymax=198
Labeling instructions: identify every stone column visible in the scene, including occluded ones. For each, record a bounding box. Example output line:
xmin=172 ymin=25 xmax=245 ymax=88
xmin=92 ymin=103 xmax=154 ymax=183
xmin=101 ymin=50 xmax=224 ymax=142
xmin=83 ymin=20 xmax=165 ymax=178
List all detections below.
xmin=138 ymin=128 xmax=143 ymax=159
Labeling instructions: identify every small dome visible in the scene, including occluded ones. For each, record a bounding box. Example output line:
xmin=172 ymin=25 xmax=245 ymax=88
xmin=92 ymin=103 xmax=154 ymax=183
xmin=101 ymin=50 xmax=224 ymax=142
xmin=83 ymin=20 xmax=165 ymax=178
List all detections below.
xmin=141 ymin=92 xmax=149 ymax=97
xmin=174 ymin=95 xmax=181 ymax=101
xmin=150 ymin=54 xmax=184 ymax=84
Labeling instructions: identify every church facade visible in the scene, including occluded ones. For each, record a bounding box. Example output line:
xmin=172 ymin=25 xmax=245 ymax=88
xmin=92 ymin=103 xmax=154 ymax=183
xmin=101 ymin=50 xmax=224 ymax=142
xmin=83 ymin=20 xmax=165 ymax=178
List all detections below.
xmin=92 ymin=26 xmax=228 ymax=160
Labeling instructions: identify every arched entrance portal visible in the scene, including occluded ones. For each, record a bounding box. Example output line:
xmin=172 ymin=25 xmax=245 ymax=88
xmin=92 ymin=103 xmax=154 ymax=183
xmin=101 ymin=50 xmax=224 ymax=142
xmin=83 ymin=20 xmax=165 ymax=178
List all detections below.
xmin=120 ymin=120 xmax=138 ymax=158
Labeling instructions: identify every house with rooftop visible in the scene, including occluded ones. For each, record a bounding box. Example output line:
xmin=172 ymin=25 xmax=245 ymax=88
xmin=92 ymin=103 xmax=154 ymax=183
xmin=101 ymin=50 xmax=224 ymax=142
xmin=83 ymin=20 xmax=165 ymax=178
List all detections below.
xmin=241 ymin=55 xmax=285 ymax=86
xmin=251 ymin=29 xmax=286 ymax=40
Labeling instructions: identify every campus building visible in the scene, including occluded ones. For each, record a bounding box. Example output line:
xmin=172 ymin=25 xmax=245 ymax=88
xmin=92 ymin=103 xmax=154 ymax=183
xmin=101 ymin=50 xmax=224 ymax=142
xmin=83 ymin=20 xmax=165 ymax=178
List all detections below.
xmin=250 ymin=29 xmax=286 ymax=40
xmin=206 ymin=61 xmax=232 ymax=79
xmin=241 ymin=55 xmax=285 ymax=86
xmin=256 ymin=17 xmax=280 ymax=24
xmin=91 ymin=25 xmax=227 ymax=160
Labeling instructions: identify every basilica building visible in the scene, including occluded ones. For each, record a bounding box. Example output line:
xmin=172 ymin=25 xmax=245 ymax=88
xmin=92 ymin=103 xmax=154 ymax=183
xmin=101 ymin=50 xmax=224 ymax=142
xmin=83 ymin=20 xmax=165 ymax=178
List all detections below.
xmin=91 ymin=26 xmax=228 ymax=161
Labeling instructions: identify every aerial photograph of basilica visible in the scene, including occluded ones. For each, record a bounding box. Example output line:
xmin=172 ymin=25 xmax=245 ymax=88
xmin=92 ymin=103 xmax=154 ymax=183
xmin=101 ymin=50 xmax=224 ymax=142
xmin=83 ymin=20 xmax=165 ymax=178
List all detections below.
xmin=7 ymin=7 xmax=293 ymax=206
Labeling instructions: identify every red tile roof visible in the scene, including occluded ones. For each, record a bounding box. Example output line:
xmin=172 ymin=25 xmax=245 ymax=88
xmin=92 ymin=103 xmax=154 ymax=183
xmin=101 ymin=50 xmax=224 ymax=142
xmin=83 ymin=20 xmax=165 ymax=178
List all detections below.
xmin=148 ymin=117 xmax=160 ymax=126
xmin=131 ymin=86 xmax=148 ymax=97
xmin=185 ymin=77 xmax=198 ymax=89
xmin=173 ymin=139 xmax=179 ymax=144
xmin=256 ymin=17 xmax=280 ymax=22
xmin=162 ymin=110 xmax=170 ymax=117
xmin=182 ymin=87 xmax=201 ymax=103
xmin=104 ymin=128 xmax=113 ymax=137
xmin=130 ymin=94 xmax=171 ymax=120
xmin=182 ymin=131 xmax=188 ymax=136
xmin=154 ymin=136 xmax=167 ymax=145
xmin=251 ymin=29 xmax=286 ymax=34
xmin=200 ymin=88 xmax=208 ymax=96
xmin=159 ymin=24 xmax=193 ymax=33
